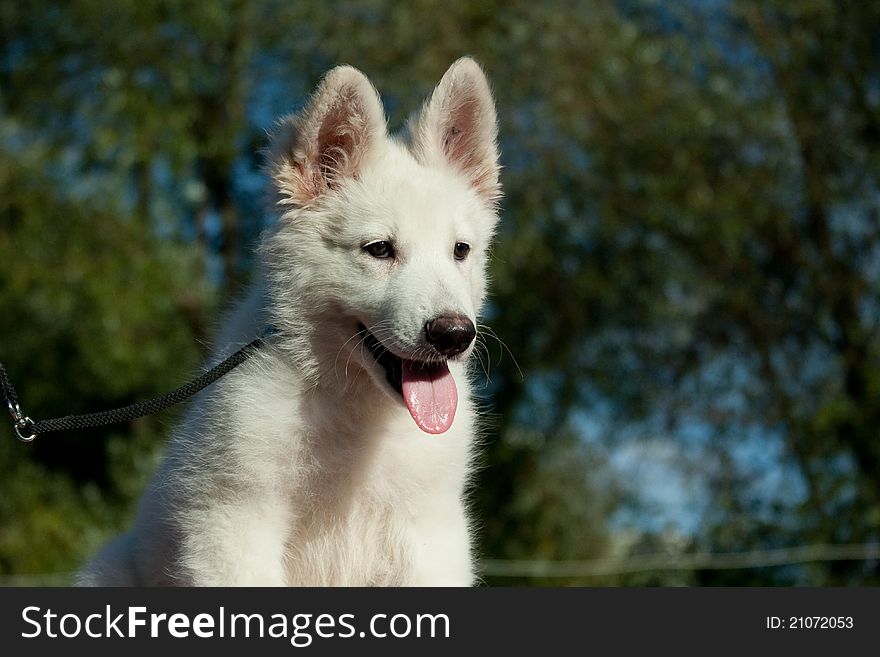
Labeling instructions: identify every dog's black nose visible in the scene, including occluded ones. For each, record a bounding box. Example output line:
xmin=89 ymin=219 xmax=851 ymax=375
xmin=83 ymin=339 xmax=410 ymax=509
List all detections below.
xmin=425 ymin=315 xmax=476 ymax=357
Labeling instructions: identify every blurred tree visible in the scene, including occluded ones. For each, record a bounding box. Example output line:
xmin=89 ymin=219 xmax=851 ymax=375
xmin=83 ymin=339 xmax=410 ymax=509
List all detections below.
xmin=469 ymin=0 xmax=880 ymax=584
xmin=1 ymin=0 xmax=257 ymax=302
xmin=0 ymin=124 xmax=207 ymax=575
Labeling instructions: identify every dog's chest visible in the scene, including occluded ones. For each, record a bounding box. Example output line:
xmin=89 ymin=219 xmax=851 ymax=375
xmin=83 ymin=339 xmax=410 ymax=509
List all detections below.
xmin=282 ymin=494 xmax=412 ymax=585
xmin=280 ymin=417 xmax=468 ymax=586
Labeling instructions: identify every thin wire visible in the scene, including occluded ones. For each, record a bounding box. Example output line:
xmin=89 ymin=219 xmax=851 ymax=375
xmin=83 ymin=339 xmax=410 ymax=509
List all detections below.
xmin=481 ymin=543 xmax=880 ymax=578
xmin=3 ymin=544 xmax=878 ymax=585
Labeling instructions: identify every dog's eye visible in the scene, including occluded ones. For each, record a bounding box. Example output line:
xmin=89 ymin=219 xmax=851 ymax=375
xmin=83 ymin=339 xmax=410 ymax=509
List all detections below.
xmin=363 ymin=240 xmax=395 ymax=259
xmin=453 ymin=242 xmax=471 ymax=261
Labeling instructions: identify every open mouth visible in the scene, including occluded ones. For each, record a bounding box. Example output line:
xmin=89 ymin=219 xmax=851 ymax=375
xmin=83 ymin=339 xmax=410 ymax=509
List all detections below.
xmin=358 ymin=323 xmax=458 ymax=435
xmin=360 ymin=323 xmax=403 ymax=394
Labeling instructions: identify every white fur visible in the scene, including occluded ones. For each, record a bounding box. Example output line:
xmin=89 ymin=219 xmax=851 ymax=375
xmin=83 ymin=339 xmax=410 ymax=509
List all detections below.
xmin=78 ymin=57 xmax=501 ymax=586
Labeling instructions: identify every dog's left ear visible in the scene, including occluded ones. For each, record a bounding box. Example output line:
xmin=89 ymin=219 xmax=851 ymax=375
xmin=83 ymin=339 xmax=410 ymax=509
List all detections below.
xmin=269 ymin=65 xmax=387 ymax=207
xmin=411 ymin=57 xmax=501 ymax=204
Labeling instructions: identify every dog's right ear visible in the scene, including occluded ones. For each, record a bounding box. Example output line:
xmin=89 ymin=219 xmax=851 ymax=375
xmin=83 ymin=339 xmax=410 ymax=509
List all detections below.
xmin=269 ymin=66 xmax=386 ymax=207
xmin=410 ymin=57 xmax=500 ymax=205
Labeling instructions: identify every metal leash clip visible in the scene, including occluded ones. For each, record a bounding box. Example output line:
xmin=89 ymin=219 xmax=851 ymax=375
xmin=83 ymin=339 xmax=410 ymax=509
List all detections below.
xmin=6 ymin=398 xmax=36 ymax=442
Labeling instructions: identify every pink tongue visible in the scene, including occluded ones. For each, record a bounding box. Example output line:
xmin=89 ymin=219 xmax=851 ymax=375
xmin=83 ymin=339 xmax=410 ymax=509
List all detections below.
xmin=401 ymin=360 xmax=458 ymax=434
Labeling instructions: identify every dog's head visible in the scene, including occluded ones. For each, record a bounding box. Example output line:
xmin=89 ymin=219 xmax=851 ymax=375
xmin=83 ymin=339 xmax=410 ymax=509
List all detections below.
xmin=264 ymin=58 xmax=501 ymax=434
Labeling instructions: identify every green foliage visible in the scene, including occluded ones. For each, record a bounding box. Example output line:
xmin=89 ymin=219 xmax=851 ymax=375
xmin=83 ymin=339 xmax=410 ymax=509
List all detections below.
xmin=0 ymin=121 xmax=209 ymax=576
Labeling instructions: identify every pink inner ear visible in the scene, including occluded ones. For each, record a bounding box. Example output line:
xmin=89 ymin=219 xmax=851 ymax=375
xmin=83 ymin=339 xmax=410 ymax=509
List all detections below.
xmin=441 ymin=98 xmax=478 ymax=170
xmin=270 ymin=66 xmax=385 ymax=208
xmin=439 ymin=96 xmax=498 ymax=200
xmin=318 ymin=127 xmax=358 ymax=189
xmin=443 ymin=125 xmax=462 ymax=155
xmin=316 ymin=92 xmax=368 ymax=189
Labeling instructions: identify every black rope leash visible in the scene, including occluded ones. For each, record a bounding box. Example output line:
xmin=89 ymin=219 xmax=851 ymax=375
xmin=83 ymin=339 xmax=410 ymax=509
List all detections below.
xmin=2 ymin=334 xmax=270 ymax=442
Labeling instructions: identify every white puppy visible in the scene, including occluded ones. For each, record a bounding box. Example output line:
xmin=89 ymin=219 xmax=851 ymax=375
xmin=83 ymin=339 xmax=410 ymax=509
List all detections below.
xmin=79 ymin=57 xmax=501 ymax=586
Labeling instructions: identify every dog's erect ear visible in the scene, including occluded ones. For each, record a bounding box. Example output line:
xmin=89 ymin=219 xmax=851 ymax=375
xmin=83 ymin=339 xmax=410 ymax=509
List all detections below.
xmin=270 ymin=66 xmax=386 ymax=207
xmin=411 ymin=57 xmax=500 ymax=204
